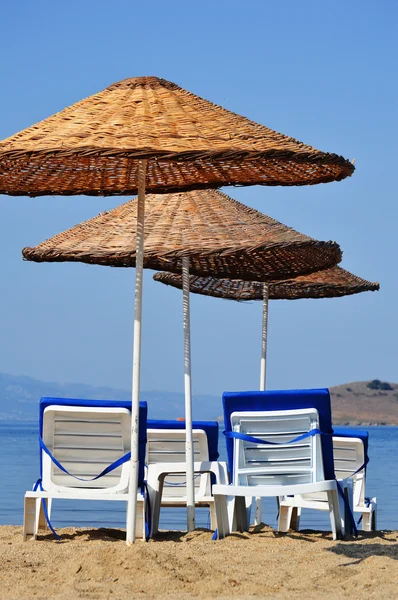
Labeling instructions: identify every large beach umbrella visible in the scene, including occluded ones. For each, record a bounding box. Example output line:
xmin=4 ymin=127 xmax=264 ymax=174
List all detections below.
xmin=1 ymin=75 xmax=354 ymax=543
xmin=22 ymin=189 xmax=342 ymax=533
xmin=0 ymin=77 xmax=354 ymax=197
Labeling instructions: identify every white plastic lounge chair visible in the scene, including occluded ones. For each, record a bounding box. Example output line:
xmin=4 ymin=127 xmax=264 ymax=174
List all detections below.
xmin=146 ymin=420 xmax=228 ymax=535
xmin=333 ymin=428 xmax=377 ymax=531
xmin=213 ymin=390 xmax=354 ymax=540
xmin=23 ymin=398 xmax=148 ymax=541
xmin=283 ymin=428 xmax=377 ymax=533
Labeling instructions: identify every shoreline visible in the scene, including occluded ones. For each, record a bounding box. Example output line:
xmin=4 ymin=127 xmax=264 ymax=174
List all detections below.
xmin=1 ymin=525 xmax=397 ymax=599
xmin=2 ymin=419 xmax=398 ymax=427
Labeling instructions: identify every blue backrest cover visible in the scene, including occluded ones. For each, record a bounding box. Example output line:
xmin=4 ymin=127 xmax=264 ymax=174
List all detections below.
xmin=223 ymin=389 xmax=335 ymax=481
xmin=39 ymin=397 xmax=148 ymax=485
xmin=147 ymin=419 xmax=219 ymax=460
xmin=332 ymin=426 xmax=369 ymax=465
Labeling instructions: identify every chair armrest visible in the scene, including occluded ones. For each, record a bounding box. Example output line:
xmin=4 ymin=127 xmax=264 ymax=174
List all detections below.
xmin=213 ymin=479 xmax=342 ymax=498
xmin=147 ymin=460 xmax=229 ymax=490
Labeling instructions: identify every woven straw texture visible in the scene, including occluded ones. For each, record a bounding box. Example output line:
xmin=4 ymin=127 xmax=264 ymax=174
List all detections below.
xmin=22 ymin=189 xmax=342 ymax=282
xmin=153 ymin=267 xmax=379 ymax=300
xmin=0 ymin=77 xmax=354 ymax=197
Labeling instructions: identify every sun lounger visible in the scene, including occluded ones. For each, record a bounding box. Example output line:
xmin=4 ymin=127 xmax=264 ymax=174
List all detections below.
xmin=23 ymin=397 xmax=148 ymax=541
xmin=333 ymin=427 xmax=377 ymax=531
xmin=146 ymin=420 xmax=228 ymax=535
xmin=283 ymin=427 xmax=377 ymax=532
xmin=212 ymin=389 xmax=354 ymax=540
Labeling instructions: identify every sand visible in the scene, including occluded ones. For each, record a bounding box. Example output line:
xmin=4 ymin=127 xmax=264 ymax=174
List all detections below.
xmin=0 ymin=525 xmax=397 ymax=600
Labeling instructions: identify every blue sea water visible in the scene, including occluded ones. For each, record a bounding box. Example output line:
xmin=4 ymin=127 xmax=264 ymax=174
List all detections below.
xmin=0 ymin=422 xmax=397 ymax=532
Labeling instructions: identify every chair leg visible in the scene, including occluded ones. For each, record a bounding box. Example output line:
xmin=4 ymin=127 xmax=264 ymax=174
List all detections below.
xmin=147 ymin=475 xmax=165 ymax=538
xmin=23 ymin=496 xmax=39 ymax=541
xmin=136 ymin=499 xmax=144 ymax=540
xmin=371 ymin=500 xmax=377 ymax=531
xmin=362 ymin=510 xmax=375 ymax=531
xmin=245 ymin=497 xmax=253 ymax=528
xmin=278 ymin=504 xmax=293 ymax=532
xmin=47 ymin=498 xmax=52 ymax=520
xmin=327 ymin=489 xmax=343 ymax=540
xmin=37 ymin=498 xmax=50 ymax=531
xmin=362 ymin=511 xmax=371 ymax=532
xmin=345 ymin=480 xmax=356 ymax=536
xmin=290 ymin=506 xmax=301 ymax=531
xmin=209 ymin=502 xmax=217 ymax=530
xmin=362 ymin=500 xmax=377 ymax=532
xmin=214 ymin=494 xmax=230 ymax=539
xmin=234 ymin=496 xmax=249 ymax=532
xmin=149 ymin=489 xmax=161 ymax=537
xmin=254 ymin=497 xmax=262 ymax=525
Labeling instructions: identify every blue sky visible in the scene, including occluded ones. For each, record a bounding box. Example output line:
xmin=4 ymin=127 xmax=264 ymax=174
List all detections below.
xmin=0 ymin=0 xmax=396 ymax=396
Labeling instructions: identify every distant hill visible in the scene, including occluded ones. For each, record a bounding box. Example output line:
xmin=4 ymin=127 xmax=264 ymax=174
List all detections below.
xmin=330 ymin=380 xmax=398 ymax=425
xmin=0 ymin=372 xmax=221 ymax=422
xmin=0 ymin=372 xmax=397 ymax=425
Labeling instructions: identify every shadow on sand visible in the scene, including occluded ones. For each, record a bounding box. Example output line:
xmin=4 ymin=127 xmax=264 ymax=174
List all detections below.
xmin=38 ymin=526 xmax=216 ymax=543
xmin=326 ymin=530 xmax=398 ymax=564
xmin=36 ymin=523 xmax=398 ymax=558
xmin=249 ymin=522 xmax=340 ymax=543
xmin=37 ymin=527 xmax=127 ymax=542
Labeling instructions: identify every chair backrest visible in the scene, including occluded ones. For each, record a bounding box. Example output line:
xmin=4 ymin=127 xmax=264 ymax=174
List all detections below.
xmin=223 ymin=389 xmax=335 ymax=482
xmin=39 ymin=398 xmax=148 ymax=492
xmin=333 ymin=433 xmax=367 ymax=507
xmin=146 ymin=420 xmax=219 ymax=499
xmin=230 ymin=409 xmax=324 ymax=486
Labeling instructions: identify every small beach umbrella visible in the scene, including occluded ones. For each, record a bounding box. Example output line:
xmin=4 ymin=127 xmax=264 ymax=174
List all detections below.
xmin=22 ymin=189 xmax=343 ymax=533
xmin=1 ymin=76 xmax=354 ymax=543
xmin=153 ymin=267 xmax=380 ymax=389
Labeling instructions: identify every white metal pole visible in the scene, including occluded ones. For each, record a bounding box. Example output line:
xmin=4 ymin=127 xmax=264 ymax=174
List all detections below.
xmin=255 ymin=283 xmax=269 ymax=525
xmin=126 ymin=159 xmax=147 ymax=545
xmin=182 ymin=256 xmax=196 ymax=531
xmin=259 ymin=284 xmax=269 ymax=391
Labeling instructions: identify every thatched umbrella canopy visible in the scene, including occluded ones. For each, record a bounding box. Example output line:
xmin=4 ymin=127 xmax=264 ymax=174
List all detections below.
xmin=5 ymin=75 xmax=354 ymax=543
xmin=22 ymin=189 xmax=342 ymax=282
xmin=0 ymin=76 xmax=354 ymax=196
xmin=153 ymin=267 xmax=380 ymax=301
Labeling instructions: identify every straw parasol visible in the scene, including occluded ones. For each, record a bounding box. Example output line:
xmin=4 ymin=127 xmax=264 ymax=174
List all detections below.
xmin=22 ymin=190 xmax=342 ymax=281
xmin=153 ymin=267 xmax=379 ymax=391
xmin=22 ymin=189 xmax=343 ymax=534
xmin=0 ymin=77 xmax=354 ymax=197
xmin=3 ymin=75 xmax=354 ymax=543
xmin=153 ymin=267 xmax=380 ymax=301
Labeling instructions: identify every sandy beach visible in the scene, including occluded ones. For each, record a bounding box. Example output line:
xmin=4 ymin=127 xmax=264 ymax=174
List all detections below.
xmin=0 ymin=525 xmax=397 ymax=600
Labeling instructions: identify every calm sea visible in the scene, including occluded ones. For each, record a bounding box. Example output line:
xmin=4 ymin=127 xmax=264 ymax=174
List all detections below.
xmin=1 ymin=422 xmax=397 ymax=532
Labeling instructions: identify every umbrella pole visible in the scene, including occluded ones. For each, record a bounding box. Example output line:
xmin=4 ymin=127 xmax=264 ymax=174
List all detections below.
xmin=182 ymin=256 xmax=196 ymax=531
xmin=260 ymin=283 xmax=269 ymax=392
xmin=255 ymin=283 xmax=269 ymax=526
xmin=126 ymin=159 xmax=147 ymax=546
